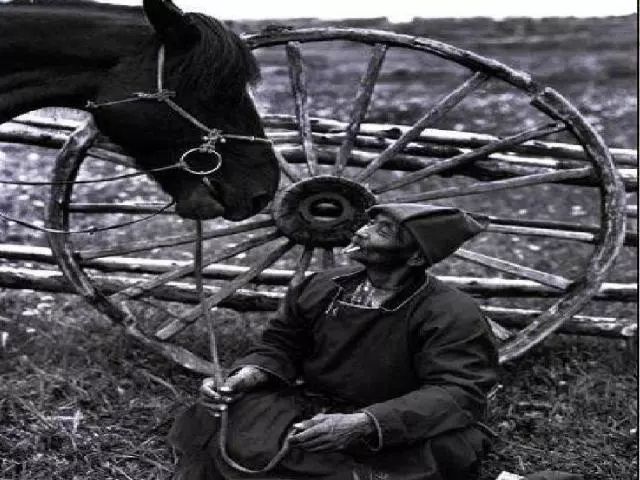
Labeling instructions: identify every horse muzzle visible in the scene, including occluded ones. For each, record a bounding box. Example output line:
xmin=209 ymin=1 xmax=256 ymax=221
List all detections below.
xmin=174 ymin=182 xmax=226 ymax=219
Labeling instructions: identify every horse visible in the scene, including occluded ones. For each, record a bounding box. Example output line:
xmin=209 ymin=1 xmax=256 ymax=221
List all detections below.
xmin=0 ymin=0 xmax=280 ymax=221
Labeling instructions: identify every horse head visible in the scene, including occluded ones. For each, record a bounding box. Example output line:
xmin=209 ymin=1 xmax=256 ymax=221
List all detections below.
xmin=0 ymin=0 xmax=280 ymax=220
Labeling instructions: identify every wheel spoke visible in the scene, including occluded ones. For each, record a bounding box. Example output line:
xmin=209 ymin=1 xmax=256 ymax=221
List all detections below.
xmin=286 ymin=41 xmax=318 ymax=177
xmin=126 ymin=324 xmax=217 ymax=375
xmin=273 ymin=147 xmax=303 ymax=183
xmin=486 ymin=220 xmax=636 ymax=246
xmin=454 ymin=248 xmax=572 ymax=290
xmin=484 ymin=213 xmax=623 ymax=235
xmin=290 ymin=247 xmax=313 ymax=288
xmin=373 ymin=122 xmax=566 ymax=194
xmin=486 ymin=223 xmax=596 ymax=244
xmin=481 ymin=306 xmax=636 ymax=339
xmin=321 ymin=248 xmax=335 ymax=269
xmin=438 ymin=275 xmax=636 ymax=301
xmin=155 ymin=240 xmax=295 ymax=340
xmin=111 ymin=230 xmax=282 ymax=301
xmin=79 ymin=217 xmax=274 ymax=260
xmin=392 ymin=166 xmax=593 ymax=203
xmin=334 ymin=43 xmax=388 ymax=176
xmin=354 ymin=71 xmax=489 ymax=182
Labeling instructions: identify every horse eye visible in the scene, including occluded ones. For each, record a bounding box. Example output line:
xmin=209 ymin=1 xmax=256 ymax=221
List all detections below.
xmin=376 ymin=225 xmax=392 ymax=236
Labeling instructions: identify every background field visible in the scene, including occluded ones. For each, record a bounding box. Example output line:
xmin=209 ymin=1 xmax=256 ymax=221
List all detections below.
xmin=0 ymin=13 xmax=637 ymax=479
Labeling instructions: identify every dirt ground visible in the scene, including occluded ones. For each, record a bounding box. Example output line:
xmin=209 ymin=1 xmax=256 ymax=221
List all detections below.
xmin=0 ymin=12 xmax=637 ymax=480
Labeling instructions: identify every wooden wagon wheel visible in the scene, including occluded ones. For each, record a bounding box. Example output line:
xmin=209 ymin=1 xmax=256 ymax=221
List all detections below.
xmin=46 ymin=28 xmax=626 ymax=373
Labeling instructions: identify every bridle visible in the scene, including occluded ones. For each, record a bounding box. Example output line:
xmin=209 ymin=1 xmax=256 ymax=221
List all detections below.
xmin=1 ymin=43 xmax=275 ymax=234
xmin=87 ymin=43 xmax=273 ymax=195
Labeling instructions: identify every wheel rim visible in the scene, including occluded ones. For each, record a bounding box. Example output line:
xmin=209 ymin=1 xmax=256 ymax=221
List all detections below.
xmin=46 ymin=28 xmax=626 ymax=371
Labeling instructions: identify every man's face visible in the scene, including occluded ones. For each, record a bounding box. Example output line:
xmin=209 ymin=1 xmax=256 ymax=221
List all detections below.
xmin=345 ymin=213 xmax=418 ymax=266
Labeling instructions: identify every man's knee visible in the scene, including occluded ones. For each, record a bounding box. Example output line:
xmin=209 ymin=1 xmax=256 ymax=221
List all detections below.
xmin=223 ymin=390 xmax=302 ymax=469
xmin=168 ymin=403 xmax=220 ymax=454
xmin=429 ymin=426 xmax=492 ymax=480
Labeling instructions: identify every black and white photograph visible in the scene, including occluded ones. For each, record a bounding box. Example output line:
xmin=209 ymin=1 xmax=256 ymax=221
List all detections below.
xmin=0 ymin=0 xmax=637 ymax=479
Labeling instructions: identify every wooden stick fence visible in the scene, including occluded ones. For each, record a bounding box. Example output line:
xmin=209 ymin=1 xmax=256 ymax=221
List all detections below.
xmin=3 ymin=116 xmax=637 ymax=192
xmin=0 ymin=265 xmax=634 ymax=339
xmin=0 ymin=244 xmax=636 ymax=301
xmin=0 ymin=113 xmax=636 ymax=344
xmin=7 ymin=113 xmax=638 ymax=166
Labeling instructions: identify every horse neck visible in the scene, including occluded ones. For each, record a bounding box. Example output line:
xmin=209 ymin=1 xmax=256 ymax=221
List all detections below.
xmin=0 ymin=4 xmax=150 ymax=122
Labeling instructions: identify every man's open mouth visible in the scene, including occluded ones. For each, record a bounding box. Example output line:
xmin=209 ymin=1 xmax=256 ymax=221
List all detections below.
xmin=342 ymin=240 xmax=364 ymax=254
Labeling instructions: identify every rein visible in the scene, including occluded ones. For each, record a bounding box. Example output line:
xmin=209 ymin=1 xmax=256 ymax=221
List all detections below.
xmin=0 ymin=155 xmax=179 ymax=234
xmin=193 ymin=220 xmax=296 ymax=474
xmin=0 ymin=201 xmax=175 ymax=235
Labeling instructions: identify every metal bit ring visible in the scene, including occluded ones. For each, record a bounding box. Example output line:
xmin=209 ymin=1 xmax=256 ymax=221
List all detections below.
xmin=179 ymin=147 xmax=223 ymax=176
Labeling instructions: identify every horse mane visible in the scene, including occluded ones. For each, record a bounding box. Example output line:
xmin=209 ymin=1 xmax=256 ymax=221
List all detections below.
xmin=5 ymin=1 xmax=260 ymax=103
xmin=1 ymin=2 xmax=259 ymax=109
xmin=7 ymin=0 xmax=137 ymax=12
xmin=176 ymin=13 xmax=261 ymax=103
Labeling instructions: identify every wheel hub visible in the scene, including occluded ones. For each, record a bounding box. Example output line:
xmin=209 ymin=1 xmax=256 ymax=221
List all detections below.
xmin=272 ymin=176 xmax=376 ymax=247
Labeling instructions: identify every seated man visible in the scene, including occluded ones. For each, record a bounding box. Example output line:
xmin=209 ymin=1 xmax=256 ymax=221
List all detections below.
xmin=169 ymin=204 xmax=499 ymax=480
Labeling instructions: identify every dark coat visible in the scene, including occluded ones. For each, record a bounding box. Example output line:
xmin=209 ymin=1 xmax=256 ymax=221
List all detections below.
xmin=170 ymin=267 xmax=499 ymax=480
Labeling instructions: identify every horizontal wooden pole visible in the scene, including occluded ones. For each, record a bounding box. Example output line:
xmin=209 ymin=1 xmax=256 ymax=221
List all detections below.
xmin=269 ymin=130 xmax=463 ymax=159
xmin=0 ymin=266 xmax=281 ymax=312
xmin=270 ymin=130 xmax=594 ymax=174
xmin=272 ymin=130 xmax=629 ymax=186
xmin=84 ymin=138 xmax=636 ymax=192
xmin=2 ymin=119 xmax=636 ymax=191
xmin=444 ymin=275 xmax=636 ymax=302
xmin=482 ymin=305 xmax=637 ymax=338
xmin=0 ymin=244 xmax=295 ymax=285
xmin=85 ymin=141 xmax=637 ymax=191
xmin=0 ymin=122 xmax=70 ymax=148
xmin=262 ymin=114 xmax=638 ymax=166
xmin=66 ymin=202 xmax=638 ymax=246
xmin=0 ymin=266 xmax=634 ymax=338
xmin=78 ymin=217 xmax=274 ymax=260
xmin=0 ymin=244 xmax=635 ymax=301
xmin=86 ymin=146 xmax=138 ymax=168
xmin=13 ymin=113 xmax=79 ymax=130
xmin=48 ymin=202 xmax=640 ymax=250
xmin=277 ymin=145 xmax=638 ymax=191
xmin=6 ymin=114 xmax=637 ymax=167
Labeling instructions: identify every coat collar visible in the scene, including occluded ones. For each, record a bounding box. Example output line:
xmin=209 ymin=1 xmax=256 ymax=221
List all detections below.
xmin=328 ymin=266 xmax=430 ymax=312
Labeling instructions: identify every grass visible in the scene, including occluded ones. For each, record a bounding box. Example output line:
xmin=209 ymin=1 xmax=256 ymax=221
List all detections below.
xmin=0 ymin=13 xmax=638 ymax=480
xmin=0 ymin=294 xmax=636 ymax=479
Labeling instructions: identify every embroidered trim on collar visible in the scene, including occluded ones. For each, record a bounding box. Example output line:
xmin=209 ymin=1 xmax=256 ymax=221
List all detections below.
xmin=328 ymin=270 xmax=431 ymax=312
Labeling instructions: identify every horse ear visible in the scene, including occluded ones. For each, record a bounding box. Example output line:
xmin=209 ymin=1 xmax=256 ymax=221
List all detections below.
xmin=143 ymin=0 xmax=199 ymax=45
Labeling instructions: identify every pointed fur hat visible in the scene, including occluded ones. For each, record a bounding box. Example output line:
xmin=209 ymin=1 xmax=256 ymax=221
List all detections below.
xmin=366 ymin=203 xmax=488 ymax=266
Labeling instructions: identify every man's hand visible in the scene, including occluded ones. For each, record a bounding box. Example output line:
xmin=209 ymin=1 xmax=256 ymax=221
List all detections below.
xmin=200 ymin=366 xmax=269 ymax=404
xmin=288 ymin=413 xmax=375 ymax=452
